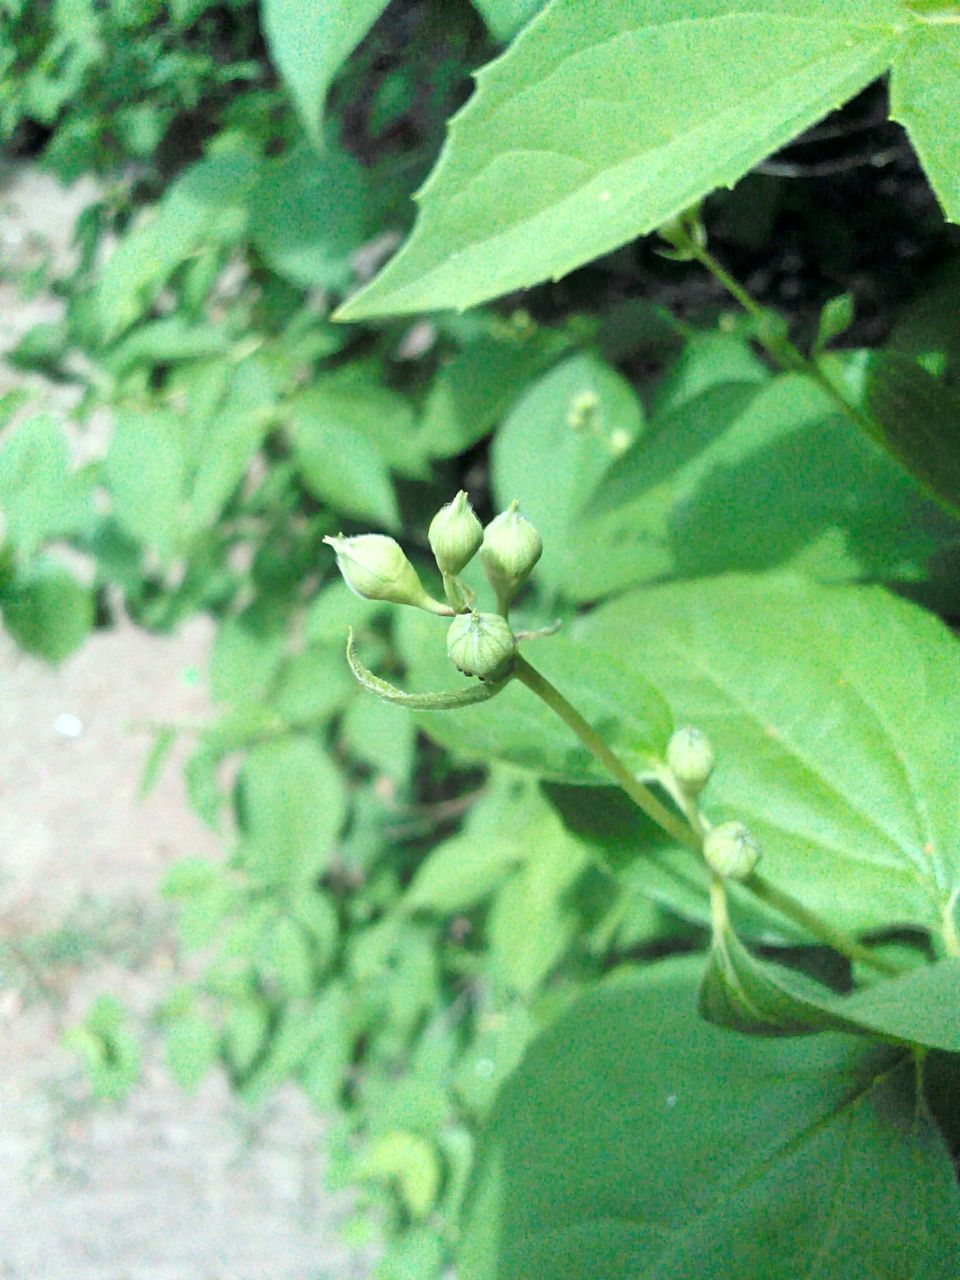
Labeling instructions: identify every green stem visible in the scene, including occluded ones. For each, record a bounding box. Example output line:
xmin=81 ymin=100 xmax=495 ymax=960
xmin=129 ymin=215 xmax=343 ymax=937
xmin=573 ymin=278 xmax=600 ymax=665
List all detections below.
xmin=746 ymin=871 xmax=901 ymax=977
xmin=687 ymin=241 xmax=881 ymax=442
xmin=515 ymin=654 xmax=899 ymax=977
xmin=513 ymin=655 xmax=699 ymax=851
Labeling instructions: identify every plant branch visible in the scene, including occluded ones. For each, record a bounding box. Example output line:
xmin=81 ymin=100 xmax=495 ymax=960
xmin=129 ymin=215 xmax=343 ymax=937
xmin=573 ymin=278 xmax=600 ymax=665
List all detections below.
xmin=513 ymin=655 xmax=699 ymax=851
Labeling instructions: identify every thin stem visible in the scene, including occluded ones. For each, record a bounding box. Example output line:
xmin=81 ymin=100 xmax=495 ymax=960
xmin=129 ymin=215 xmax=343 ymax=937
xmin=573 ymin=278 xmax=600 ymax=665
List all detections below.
xmin=515 ymin=654 xmax=902 ymax=978
xmin=746 ymin=871 xmax=901 ymax=977
xmin=513 ymin=655 xmax=699 ymax=851
xmin=687 ymin=241 xmax=881 ymax=442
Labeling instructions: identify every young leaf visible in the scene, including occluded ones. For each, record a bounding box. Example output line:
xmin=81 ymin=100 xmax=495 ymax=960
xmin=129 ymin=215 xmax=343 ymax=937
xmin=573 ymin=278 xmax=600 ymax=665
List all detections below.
xmin=701 ymin=921 xmax=960 ymax=1051
xmin=261 ymin=0 xmax=390 ymax=147
xmin=582 ymin=575 xmax=960 ymax=937
xmin=461 ymin=958 xmax=960 ymax=1280
xmin=1 ymin=559 xmax=94 ymax=664
xmin=338 ymin=0 xmax=903 ymax=319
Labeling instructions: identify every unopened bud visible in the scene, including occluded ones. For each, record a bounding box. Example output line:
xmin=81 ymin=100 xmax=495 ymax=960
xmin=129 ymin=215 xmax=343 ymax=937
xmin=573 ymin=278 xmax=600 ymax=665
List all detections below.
xmin=666 ymin=726 xmax=714 ymax=794
xmin=428 ymin=491 xmax=483 ymax=575
xmin=480 ymin=501 xmax=542 ymax=611
xmin=703 ymin=821 xmax=761 ymax=881
xmin=447 ymin=611 xmax=517 ymax=681
xmin=324 ymin=533 xmax=450 ymax=614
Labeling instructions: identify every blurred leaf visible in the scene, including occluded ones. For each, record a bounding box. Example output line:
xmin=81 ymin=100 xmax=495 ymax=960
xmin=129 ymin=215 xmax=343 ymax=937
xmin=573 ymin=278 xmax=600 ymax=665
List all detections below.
xmin=342 ymin=690 xmax=415 ymax=782
xmin=238 ymin=735 xmax=346 ymax=882
xmin=1 ymin=558 xmax=94 ymax=663
xmin=137 ymin=726 xmax=177 ymax=798
xmin=0 ymin=416 xmax=91 ymax=556
xmin=261 ymin=0 xmax=389 ymax=146
xmin=471 ymin=0 xmax=545 ymax=41
xmin=106 ymin=411 xmax=186 ymax=559
xmin=289 ymin=378 xmax=423 ymax=481
xmin=259 ymin=914 xmax=315 ymax=997
xmin=210 ymin=602 xmax=287 ymax=706
xmin=65 ymin=996 xmax=141 ymax=1103
xmin=165 ymin=1011 xmax=219 ymax=1093
xmin=290 ymin=414 xmax=400 ymax=529
xmin=813 ymin=292 xmax=854 ymax=352
xmin=359 ymin=1130 xmax=441 ymax=1221
xmin=252 ymin=143 xmax=370 ymax=289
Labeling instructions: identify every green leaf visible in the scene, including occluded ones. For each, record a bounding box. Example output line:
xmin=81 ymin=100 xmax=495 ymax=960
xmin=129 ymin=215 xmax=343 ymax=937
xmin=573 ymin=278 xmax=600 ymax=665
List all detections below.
xmin=238 ymin=735 xmax=346 ymax=882
xmin=859 ymin=350 xmax=960 ymax=517
xmin=94 ymin=153 xmax=260 ymax=343
xmin=890 ymin=18 xmax=960 ymax=224
xmin=488 ymin=837 xmax=586 ymax=994
xmin=396 ymin=612 xmax=673 ymax=783
xmin=289 ymin=378 xmax=423 ymax=480
xmin=210 ymin=602 xmax=287 ymax=706
xmin=289 ymin=414 xmax=400 ymax=529
xmin=251 ymin=143 xmax=371 ymax=289
xmin=403 ymin=776 xmax=577 ymax=914
xmin=582 ymin=575 xmax=960 ymax=936
xmin=566 ymin=371 xmax=960 ymax=602
xmin=461 ymin=958 xmax=960 ymax=1280
xmin=106 ymin=411 xmax=186 ymax=559
xmin=702 ymin=924 xmax=960 ymax=1050
xmin=261 ymin=0 xmax=389 ymax=146
xmin=471 ymin=0 xmax=545 ymax=41
xmin=338 ymin=0 xmax=903 ymax=319
xmin=342 ymin=690 xmax=416 ymax=782
xmin=1 ymin=559 xmax=94 ymax=663
xmin=165 ymin=1011 xmax=219 ymax=1094
xmin=491 ymin=352 xmax=644 ymax=594
xmin=358 ymin=1131 xmax=441 ymax=1221
xmin=259 ymin=914 xmax=315 ymax=997
xmin=417 ymin=329 xmax=567 ymax=459
xmin=0 ymin=416 xmax=91 ymax=556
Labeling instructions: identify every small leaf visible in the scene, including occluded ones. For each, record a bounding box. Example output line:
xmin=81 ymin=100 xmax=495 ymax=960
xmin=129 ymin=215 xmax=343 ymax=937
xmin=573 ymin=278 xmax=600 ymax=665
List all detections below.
xmin=359 ymin=1131 xmax=441 ymax=1221
xmin=0 ymin=416 xmax=91 ymax=556
xmin=813 ymin=292 xmax=855 ymax=351
xmin=165 ymin=1011 xmax=219 ymax=1093
xmin=1 ymin=559 xmax=94 ymax=663
xmin=261 ymin=0 xmax=390 ymax=146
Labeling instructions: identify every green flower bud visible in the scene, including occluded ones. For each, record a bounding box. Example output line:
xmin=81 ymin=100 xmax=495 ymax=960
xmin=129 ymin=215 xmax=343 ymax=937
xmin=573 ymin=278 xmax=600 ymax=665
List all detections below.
xmin=447 ymin=611 xmax=517 ymax=681
xmin=703 ymin=821 xmax=761 ymax=881
xmin=428 ymin=490 xmax=483 ymax=575
xmin=324 ymin=533 xmax=451 ymax=615
xmin=480 ymin=500 xmax=542 ymax=611
xmin=666 ymin=725 xmax=715 ymax=795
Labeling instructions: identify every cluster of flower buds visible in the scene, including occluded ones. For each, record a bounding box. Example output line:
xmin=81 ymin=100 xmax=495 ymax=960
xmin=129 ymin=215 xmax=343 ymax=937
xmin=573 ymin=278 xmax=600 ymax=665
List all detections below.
xmin=665 ymin=725 xmax=761 ymax=880
xmin=324 ymin=492 xmax=543 ymax=683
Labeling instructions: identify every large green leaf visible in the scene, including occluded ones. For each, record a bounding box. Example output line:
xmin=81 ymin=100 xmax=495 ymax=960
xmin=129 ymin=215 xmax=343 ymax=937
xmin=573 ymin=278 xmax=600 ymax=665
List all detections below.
xmin=890 ymin=16 xmax=960 ymax=224
xmin=260 ymin=0 xmax=389 ymax=146
xmin=395 ymin=611 xmax=672 ymax=784
xmin=106 ymin=411 xmax=186 ymax=560
xmin=582 ymin=576 xmax=960 ymax=937
xmin=567 ymin=369 xmax=960 ymax=601
xmin=461 ymin=959 xmax=960 ymax=1280
xmin=289 ymin=413 xmax=400 ymax=529
xmin=338 ymin=0 xmax=904 ymax=319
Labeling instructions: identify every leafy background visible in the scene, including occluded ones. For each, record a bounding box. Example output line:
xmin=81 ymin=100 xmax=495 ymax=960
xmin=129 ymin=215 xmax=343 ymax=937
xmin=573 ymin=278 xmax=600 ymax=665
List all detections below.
xmin=2 ymin=0 xmax=960 ymax=1276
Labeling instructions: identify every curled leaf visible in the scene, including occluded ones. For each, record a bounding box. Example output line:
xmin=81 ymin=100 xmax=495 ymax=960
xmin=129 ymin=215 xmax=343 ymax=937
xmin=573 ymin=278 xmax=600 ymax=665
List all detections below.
xmin=346 ymin=628 xmax=509 ymax=710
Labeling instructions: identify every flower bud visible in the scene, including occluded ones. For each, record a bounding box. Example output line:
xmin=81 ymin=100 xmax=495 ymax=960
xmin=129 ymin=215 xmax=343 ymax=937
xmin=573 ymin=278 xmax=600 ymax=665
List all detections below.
xmin=324 ymin=533 xmax=450 ymax=614
xmin=703 ymin=821 xmax=761 ymax=881
xmin=447 ymin=611 xmax=517 ymax=681
xmin=480 ymin=500 xmax=542 ymax=610
xmin=666 ymin=725 xmax=715 ymax=795
xmin=428 ymin=491 xmax=483 ymax=575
